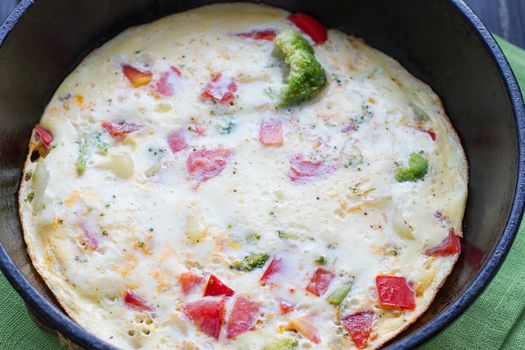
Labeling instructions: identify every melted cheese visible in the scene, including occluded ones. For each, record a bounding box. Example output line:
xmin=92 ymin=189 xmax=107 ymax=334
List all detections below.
xmin=19 ymin=3 xmax=467 ymax=349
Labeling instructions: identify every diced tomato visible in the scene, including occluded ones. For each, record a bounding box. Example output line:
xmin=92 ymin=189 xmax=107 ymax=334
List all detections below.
xmin=259 ymin=120 xmax=283 ymax=146
xmin=124 ymin=290 xmax=152 ymax=312
xmin=34 ymin=125 xmax=53 ymax=148
xmin=187 ymin=149 xmax=233 ymax=186
xmin=237 ymin=29 xmax=276 ymax=41
xmin=376 ymin=275 xmax=416 ymax=310
xmin=184 ymin=297 xmax=225 ymax=339
xmin=226 ymin=296 xmax=260 ymax=339
xmin=80 ymin=223 xmax=98 ymax=250
xmin=341 ymin=311 xmax=374 ymax=349
xmin=167 ymin=130 xmax=188 ymax=153
xmin=277 ymin=297 xmax=295 ymax=314
xmin=204 ymin=274 xmax=235 ymax=297
xmin=260 ymin=256 xmax=284 ymax=283
xmin=188 ymin=123 xmax=206 ymax=137
xmin=101 ymin=120 xmax=142 ymax=141
xmin=288 ymin=154 xmax=337 ymax=182
xmin=201 ymin=73 xmax=237 ymax=105
xmin=178 ymin=272 xmax=204 ymax=295
xmin=425 ymin=228 xmax=461 ymax=257
xmin=305 ymin=267 xmax=335 ymax=297
xmin=155 ymin=66 xmax=182 ymax=96
xmin=288 ymin=316 xmax=320 ymax=344
xmin=287 ymin=13 xmax=327 ymax=44
xmin=122 ymin=64 xmax=152 ymax=88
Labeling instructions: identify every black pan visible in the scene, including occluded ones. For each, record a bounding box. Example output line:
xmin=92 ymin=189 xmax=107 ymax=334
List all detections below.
xmin=0 ymin=0 xmax=524 ymax=349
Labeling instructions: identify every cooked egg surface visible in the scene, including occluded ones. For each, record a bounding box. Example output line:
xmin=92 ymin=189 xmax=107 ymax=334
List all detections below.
xmin=19 ymin=3 xmax=467 ymax=349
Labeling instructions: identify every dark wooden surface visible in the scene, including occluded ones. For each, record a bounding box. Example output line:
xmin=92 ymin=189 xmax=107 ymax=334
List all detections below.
xmin=464 ymin=0 xmax=525 ymax=48
xmin=0 ymin=0 xmax=524 ymax=47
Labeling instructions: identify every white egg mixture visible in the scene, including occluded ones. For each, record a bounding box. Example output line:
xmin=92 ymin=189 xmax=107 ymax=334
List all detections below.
xmin=19 ymin=3 xmax=468 ymax=350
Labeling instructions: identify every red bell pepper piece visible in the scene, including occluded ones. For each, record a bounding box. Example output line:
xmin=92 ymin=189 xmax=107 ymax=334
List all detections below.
xmin=155 ymin=66 xmax=182 ymax=96
xmin=259 ymin=120 xmax=283 ymax=146
xmin=419 ymin=128 xmax=437 ymax=141
xmin=237 ymin=29 xmax=276 ymax=41
xmin=167 ymin=130 xmax=188 ymax=153
xmin=201 ymin=73 xmax=237 ymax=105
xmin=226 ymin=296 xmax=260 ymax=339
xmin=204 ymin=274 xmax=235 ymax=297
xmin=288 ymin=13 xmax=327 ymax=44
xmin=341 ymin=311 xmax=374 ymax=349
xmin=34 ymin=125 xmax=53 ymax=148
xmin=187 ymin=149 xmax=233 ymax=186
xmin=124 ymin=290 xmax=152 ymax=312
xmin=409 ymin=126 xmax=437 ymax=141
xmin=101 ymin=120 xmax=141 ymax=141
xmin=288 ymin=154 xmax=337 ymax=182
xmin=260 ymin=256 xmax=284 ymax=283
xmin=277 ymin=297 xmax=295 ymax=314
xmin=122 ymin=64 xmax=152 ymax=88
xmin=178 ymin=272 xmax=204 ymax=295
xmin=184 ymin=297 xmax=225 ymax=339
xmin=425 ymin=228 xmax=461 ymax=257
xmin=305 ymin=267 xmax=335 ymax=296
xmin=376 ymin=275 xmax=416 ymax=310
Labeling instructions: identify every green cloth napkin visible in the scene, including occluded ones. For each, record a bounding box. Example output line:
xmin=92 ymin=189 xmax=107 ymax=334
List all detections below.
xmin=1 ymin=37 xmax=525 ymax=350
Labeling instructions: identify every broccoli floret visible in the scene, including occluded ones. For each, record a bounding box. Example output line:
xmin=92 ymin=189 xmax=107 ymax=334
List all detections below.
xmin=274 ymin=29 xmax=314 ymax=57
xmin=230 ymin=253 xmax=269 ymax=271
xmin=395 ymin=152 xmax=429 ymax=182
xmin=273 ymin=30 xmax=327 ymax=108
xmin=264 ymin=338 xmax=299 ymax=350
xmin=314 ymin=255 xmax=327 ymax=265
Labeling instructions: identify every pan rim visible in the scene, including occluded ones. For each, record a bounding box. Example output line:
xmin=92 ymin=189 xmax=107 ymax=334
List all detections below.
xmin=388 ymin=0 xmax=525 ymax=348
xmin=0 ymin=0 xmax=524 ymax=349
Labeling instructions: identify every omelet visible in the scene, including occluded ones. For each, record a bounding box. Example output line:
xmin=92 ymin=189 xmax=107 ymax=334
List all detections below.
xmin=19 ymin=3 xmax=468 ymax=349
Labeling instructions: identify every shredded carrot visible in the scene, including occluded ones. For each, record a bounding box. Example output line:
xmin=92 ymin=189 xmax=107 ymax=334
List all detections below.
xmin=74 ymin=94 xmax=84 ymax=107
xmin=65 ymin=191 xmax=81 ymax=207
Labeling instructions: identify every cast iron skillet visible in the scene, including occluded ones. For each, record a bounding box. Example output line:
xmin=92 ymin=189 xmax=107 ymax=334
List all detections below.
xmin=0 ymin=0 xmax=524 ymax=349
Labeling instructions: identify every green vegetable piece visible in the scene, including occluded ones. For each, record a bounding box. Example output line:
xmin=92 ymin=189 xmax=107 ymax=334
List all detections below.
xmin=246 ymin=232 xmax=261 ymax=242
xmin=315 ymin=256 xmax=327 ymax=265
xmin=216 ymin=117 xmax=235 ymax=135
xmin=26 ymin=191 xmax=35 ymax=203
xmin=277 ymin=230 xmax=298 ymax=239
xmin=264 ymin=338 xmax=299 ymax=350
xmin=395 ymin=152 xmax=429 ymax=182
xmin=76 ymin=141 xmax=87 ymax=176
xmin=327 ymin=283 xmax=352 ymax=305
xmin=231 ymin=253 xmax=269 ymax=271
xmin=273 ymin=29 xmax=327 ymax=108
